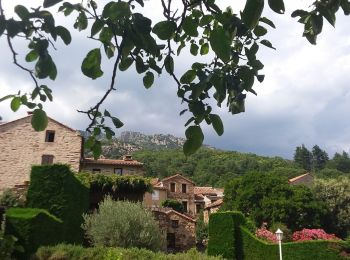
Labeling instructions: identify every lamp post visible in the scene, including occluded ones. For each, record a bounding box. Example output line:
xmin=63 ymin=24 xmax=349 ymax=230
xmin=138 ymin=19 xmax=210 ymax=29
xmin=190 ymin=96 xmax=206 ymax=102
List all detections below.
xmin=275 ymin=228 xmax=283 ymax=260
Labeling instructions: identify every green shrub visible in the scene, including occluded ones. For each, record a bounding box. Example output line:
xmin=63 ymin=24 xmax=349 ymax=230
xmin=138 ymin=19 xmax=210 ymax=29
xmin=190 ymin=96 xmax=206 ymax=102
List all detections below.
xmin=82 ymin=196 xmax=165 ymax=251
xmin=26 ymin=164 xmax=89 ymax=244
xmin=35 ymin=244 xmax=223 ymax=260
xmin=269 ymin=222 xmax=293 ymax=242
xmin=208 ymin=211 xmax=347 ymax=260
xmin=161 ymin=199 xmax=184 ymax=213
xmin=196 ymin=210 xmax=208 ymax=245
xmin=0 ymin=189 xmax=25 ymax=208
xmin=5 ymin=208 xmax=63 ymax=258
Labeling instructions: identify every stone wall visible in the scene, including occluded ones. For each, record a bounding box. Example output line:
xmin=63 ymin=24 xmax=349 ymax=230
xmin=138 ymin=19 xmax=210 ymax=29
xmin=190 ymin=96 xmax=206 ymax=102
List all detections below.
xmin=143 ymin=187 xmax=167 ymax=207
xmin=81 ymin=163 xmax=144 ymax=176
xmin=0 ymin=116 xmax=82 ymax=192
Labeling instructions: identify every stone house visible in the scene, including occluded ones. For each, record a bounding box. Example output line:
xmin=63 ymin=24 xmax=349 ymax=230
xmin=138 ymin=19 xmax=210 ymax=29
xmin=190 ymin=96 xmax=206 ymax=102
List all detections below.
xmin=203 ymin=198 xmax=223 ymax=224
xmin=143 ymin=178 xmax=168 ymax=207
xmin=0 ymin=114 xmax=144 ymax=192
xmin=0 ymin=114 xmax=83 ymax=192
xmin=288 ymin=172 xmax=314 ymax=187
xmin=152 ymin=207 xmax=196 ymax=252
xmin=194 ymin=186 xmax=224 ymax=208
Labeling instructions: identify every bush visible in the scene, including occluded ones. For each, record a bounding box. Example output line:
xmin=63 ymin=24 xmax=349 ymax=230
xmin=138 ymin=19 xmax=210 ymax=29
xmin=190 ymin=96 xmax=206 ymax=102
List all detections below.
xmin=82 ymin=196 xmax=165 ymax=251
xmin=270 ymin=222 xmax=293 ymax=242
xmin=161 ymin=199 xmax=184 ymax=213
xmin=255 ymin=227 xmax=277 ymax=243
xmin=196 ymin=210 xmax=208 ymax=245
xmin=292 ymin=229 xmax=341 ymax=242
xmin=26 ymin=164 xmax=89 ymax=244
xmin=0 ymin=189 xmax=25 ymax=208
xmin=35 ymin=244 xmax=223 ymax=260
xmin=4 ymin=208 xmax=63 ymax=258
xmin=208 ymin=211 xmax=347 ymax=260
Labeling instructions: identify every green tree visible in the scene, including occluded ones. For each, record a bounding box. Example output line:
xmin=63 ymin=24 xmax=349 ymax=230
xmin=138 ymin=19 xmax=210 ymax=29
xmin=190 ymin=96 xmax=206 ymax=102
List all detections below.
xmin=313 ymin=177 xmax=350 ymax=238
xmin=294 ymin=144 xmax=312 ymax=171
xmin=328 ymin=151 xmax=350 ymax=173
xmin=223 ymin=172 xmax=328 ymax=231
xmin=196 ymin=210 xmax=208 ymax=246
xmin=161 ymin=199 xmax=184 ymax=213
xmin=0 ymin=0 xmax=349 ymax=156
xmin=312 ymin=145 xmax=329 ymax=172
xmin=82 ymin=196 xmax=165 ymax=251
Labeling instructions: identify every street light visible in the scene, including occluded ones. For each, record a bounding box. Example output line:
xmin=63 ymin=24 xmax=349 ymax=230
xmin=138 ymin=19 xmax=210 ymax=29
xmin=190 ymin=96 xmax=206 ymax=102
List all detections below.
xmin=275 ymin=228 xmax=283 ymax=260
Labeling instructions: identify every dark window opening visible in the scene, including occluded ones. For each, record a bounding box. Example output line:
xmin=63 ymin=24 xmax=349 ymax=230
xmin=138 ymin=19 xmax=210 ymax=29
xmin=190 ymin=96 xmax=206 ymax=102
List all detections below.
xmin=182 ymin=201 xmax=188 ymax=213
xmin=196 ymin=204 xmax=202 ymax=214
xmin=167 ymin=233 xmax=175 ymax=249
xmin=171 ymin=220 xmax=179 ymax=228
xmin=92 ymin=169 xmax=101 ymax=173
xmin=170 ymin=183 xmax=176 ymax=192
xmin=41 ymin=155 xmax=54 ymax=165
xmin=45 ymin=131 xmax=55 ymax=142
xmin=114 ymin=168 xmax=123 ymax=175
xmin=181 ymin=184 xmax=187 ymax=193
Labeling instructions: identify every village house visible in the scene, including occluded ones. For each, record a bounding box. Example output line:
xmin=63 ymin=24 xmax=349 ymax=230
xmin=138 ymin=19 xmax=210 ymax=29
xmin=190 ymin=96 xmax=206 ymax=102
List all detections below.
xmin=0 ymin=114 xmax=144 ymax=192
xmin=152 ymin=207 xmax=196 ymax=252
xmin=203 ymin=199 xmax=223 ymax=224
xmin=288 ymin=172 xmax=314 ymax=187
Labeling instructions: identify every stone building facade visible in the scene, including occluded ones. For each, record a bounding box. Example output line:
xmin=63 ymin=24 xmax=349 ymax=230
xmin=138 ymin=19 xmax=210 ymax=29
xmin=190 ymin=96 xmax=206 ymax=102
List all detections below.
xmin=203 ymin=198 xmax=223 ymax=224
xmin=152 ymin=207 xmax=196 ymax=252
xmin=0 ymin=115 xmax=82 ymax=192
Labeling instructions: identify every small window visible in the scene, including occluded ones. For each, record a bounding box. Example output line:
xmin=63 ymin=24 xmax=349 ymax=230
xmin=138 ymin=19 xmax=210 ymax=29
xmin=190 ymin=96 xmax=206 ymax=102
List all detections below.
xmin=182 ymin=201 xmax=188 ymax=212
xmin=114 ymin=168 xmax=123 ymax=175
xmin=41 ymin=155 xmax=54 ymax=165
xmin=171 ymin=220 xmax=179 ymax=228
xmin=45 ymin=131 xmax=55 ymax=142
xmin=196 ymin=204 xmax=202 ymax=214
xmin=170 ymin=183 xmax=176 ymax=192
xmin=92 ymin=169 xmax=101 ymax=173
xmin=182 ymin=184 xmax=187 ymax=193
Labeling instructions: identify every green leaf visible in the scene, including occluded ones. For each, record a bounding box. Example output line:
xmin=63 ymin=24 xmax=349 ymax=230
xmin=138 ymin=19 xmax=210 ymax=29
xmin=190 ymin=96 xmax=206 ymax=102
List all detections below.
xmin=319 ymin=7 xmax=336 ymax=27
xmin=180 ymin=70 xmax=196 ymax=84
xmin=183 ymin=125 xmax=204 ymax=156
xmin=43 ymin=0 xmax=63 ymax=8
xmin=259 ymin=17 xmax=276 ymax=28
xmin=260 ymin=39 xmax=276 ymax=50
xmin=143 ymin=71 xmax=154 ymax=89
xmin=74 ymin=12 xmax=88 ymax=31
xmin=241 ymin=0 xmax=264 ymax=29
xmin=152 ymin=21 xmax=177 ymax=40
xmin=91 ymin=20 xmax=104 ymax=37
xmin=209 ymin=114 xmax=224 ymax=136
xmin=11 ymin=97 xmax=21 ymax=112
xmin=119 ymin=57 xmax=133 ymax=71
xmin=135 ymin=57 xmax=148 ymax=74
xmin=0 ymin=16 xmax=6 ymax=36
xmin=190 ymin=43 xmax=199 ymax=56
xmin=31 ymin=109 xmax=48 ymax=131
xmin=92 ymin=140 xmax=102 ymax=159
xmin=0 ymin=95 xmax=15 ymax=102
xmin=35 ymin=54 xmax=57 ymax=80
xmin=254 ymin=25 xmax=267 ymax=37
xmin=25 ymin=50 xmax=39 ymax=62
xmin=291 ymin=10 xmax=309 ymax=18
xmin=311 ymin=14 xmax=323 ymax=35
xmin=268 ymin=0 xmax=285 ymax=14
xmin=210 ymin=27 xmax=231 ymax=62
xmin=199 ymin=15 xmax=213 ymax=26
xmin=14 ymin=5 xmax=29 ymax=20
xmin=102 ymin=1 xmax=131 ymax=20
xmin=55 ymin=26 xmax=71 ymax=45
xmin=81 ymin=48 xmax=103 ymax=79
xmin=200 ymin=43 xmax=209 ymax=55
xmin=164 ymin=55 xmax=174 ymax=74
xmin=183 ymin=16 xmax=198 ymax=37
xmin=111 ymin=117 xmax=124 ymax=128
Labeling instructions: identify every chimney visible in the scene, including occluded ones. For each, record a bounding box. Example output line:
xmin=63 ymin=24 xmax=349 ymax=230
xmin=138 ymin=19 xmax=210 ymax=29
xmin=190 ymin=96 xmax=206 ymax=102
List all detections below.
xmin=123 ymin=155 xmax=133 ymax=161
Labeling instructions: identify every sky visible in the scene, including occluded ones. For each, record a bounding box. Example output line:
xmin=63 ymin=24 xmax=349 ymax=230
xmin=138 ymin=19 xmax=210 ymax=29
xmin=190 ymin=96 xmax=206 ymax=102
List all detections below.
xmin=0 ymin=0 xmax=350 ymax=159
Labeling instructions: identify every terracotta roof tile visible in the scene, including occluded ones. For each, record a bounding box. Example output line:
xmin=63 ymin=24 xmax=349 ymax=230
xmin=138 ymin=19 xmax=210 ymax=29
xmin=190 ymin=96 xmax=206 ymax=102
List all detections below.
xmin=161 ymin=173 xmax=195 ymax=184
xmin=205 ymin=198 xmax=223 ymax=209
xmin=194 ymin=186 xmax=224 ymax=195
xmin=288 ymin=172 xmax=311 ymax=183
xmin=82 ymin=158 xmax=143 ymax=167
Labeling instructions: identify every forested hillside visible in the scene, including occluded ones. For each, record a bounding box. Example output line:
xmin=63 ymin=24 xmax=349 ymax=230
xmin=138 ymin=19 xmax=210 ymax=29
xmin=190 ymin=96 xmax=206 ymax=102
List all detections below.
xmin=133 ymin=149 xmax=304 ymax=187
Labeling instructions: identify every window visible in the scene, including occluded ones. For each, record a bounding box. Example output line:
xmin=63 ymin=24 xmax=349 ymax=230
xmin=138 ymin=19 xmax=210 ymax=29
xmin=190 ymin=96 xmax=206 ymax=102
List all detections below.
xmin=152 ymin=190 xmax=159 ymax=200
xmin=114 ymin=168 xmax=123 ymax=175
xmin=92 ymin=168 xmax=101 ymax=173
xmin=182 ymin=201 xmax=188 ymax=212
xmin=196 ymin=204 xmax=202 ymax=214
xmin=171 ymin=220 xmax=179 ymax=228
xmin=45 ymin=130 xmax=55 ymax=142
xmin=41 ymin=155 xmax=54 ymax=165
xmin=181 ymin=184 xmax=187 ymax=193
xmin=170 ymin=182 xmax=176 ymax=192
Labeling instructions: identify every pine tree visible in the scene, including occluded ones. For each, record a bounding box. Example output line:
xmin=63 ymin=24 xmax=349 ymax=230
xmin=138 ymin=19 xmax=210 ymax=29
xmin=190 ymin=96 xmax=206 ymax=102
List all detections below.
xmin=294 ymin=144 xmax=312 ymax=171
xmin=312 ymin=145 xmax=329 ymax=172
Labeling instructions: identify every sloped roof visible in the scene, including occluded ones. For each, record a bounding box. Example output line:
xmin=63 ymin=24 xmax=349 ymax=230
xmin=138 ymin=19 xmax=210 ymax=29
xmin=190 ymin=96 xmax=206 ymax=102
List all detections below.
xmin=288 ymin=172 xmax=312 ymax=183
xmin=205 ymin=198 xmax=223 ymax=209
xmin=160 ymin=173 xmax=195 ymax=184
xmin=82 ymin=158 xmax=143 ymax=167
xmin=152 ymin=207 xmax=196 ymax=223
xmin=194 ymin=186 xmax=224 ymax=195
xmin=0 ymin=114 xmax=80 ymax=135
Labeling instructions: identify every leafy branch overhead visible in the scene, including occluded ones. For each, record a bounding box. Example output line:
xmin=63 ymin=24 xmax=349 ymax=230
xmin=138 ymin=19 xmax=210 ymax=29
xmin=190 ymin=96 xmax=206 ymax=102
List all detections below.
xmin=0 ymin=0 xmax=349 ymax=157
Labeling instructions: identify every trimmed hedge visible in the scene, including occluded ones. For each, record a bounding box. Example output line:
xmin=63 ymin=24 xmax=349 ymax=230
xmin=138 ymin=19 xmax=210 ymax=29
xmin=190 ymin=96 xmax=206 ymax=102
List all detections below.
xmin=35 ymin=244 xmax=223 ymax=260
xmin=208 ymin=211 xmax=348 ymax=260
xmin=26 ymin=164 xmax=89 ymax=244
xmin=5 ymin=208 xmax=63 ymax=258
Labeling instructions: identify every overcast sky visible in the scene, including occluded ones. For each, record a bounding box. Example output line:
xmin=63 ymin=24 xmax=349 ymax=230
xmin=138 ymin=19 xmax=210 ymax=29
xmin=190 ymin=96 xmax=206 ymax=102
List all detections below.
xmin=0 ymin=0 xmax=350 ymax=159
